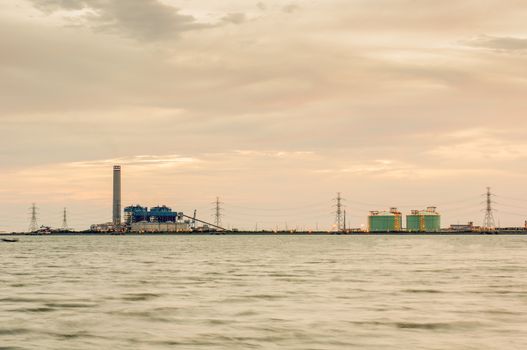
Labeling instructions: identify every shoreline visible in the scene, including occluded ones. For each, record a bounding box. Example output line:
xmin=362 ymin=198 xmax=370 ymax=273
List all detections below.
xmin=2 ymin=231 xmax=527 ymax=236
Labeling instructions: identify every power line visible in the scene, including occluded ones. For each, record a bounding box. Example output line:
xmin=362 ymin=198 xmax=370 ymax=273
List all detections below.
xmin=223 ymin=201 xmax=328 ymax=211
xmin=496 ymin=195 xmax=527 ymax=203
xmin=344 ymin=195 xmax=482 ymax=210
xmin=497 ymin=210 xmax=527 ymax=217
xmin=494 ymin=202 xmax=527 ymax=210
xmin=223 ymin=208 xmax=328 ymax=218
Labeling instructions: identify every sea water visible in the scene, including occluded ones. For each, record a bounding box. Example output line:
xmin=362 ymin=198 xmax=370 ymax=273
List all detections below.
xmin=1 ymin=235 xmax=526 ymax=349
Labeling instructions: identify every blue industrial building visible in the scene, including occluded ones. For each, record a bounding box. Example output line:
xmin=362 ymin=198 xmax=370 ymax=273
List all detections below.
xmin=124 ymin=205 xmax=183 ymax=224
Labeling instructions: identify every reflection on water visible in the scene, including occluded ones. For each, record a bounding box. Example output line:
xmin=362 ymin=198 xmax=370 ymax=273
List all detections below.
xmin=1 ymin=236 xmax=527 ymax=349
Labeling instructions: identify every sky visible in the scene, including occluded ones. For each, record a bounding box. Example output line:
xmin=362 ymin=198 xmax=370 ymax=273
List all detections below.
xmin=2 ymin=0 xmax=527 ymax=232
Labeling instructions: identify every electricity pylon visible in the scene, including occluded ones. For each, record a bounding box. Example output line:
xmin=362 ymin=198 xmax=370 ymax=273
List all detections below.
xmin=61 ymin=207 xmax=69 ymax=231
xmin=483 ymin=187 xmax=496 ymax=230
xmin=29 ymin=203 xmax=39 ymax=232
xmin=333 ymin=192 xmax=345 ymax=232
xmin=212 ymin=197 xmax=223 ymax=227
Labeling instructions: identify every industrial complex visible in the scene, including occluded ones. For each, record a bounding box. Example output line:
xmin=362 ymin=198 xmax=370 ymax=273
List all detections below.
xmin=90 ymin=166 xmax=195 ymax=233
xmin=88 ymin=165 xmax=499 ymax=234
xmin=11 ymin=165 xmax=527 ymax=235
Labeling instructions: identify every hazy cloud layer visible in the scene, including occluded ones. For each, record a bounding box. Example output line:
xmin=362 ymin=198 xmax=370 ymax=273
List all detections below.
xmin=1 ymin=0 xmax=527 ymax=231
xmin=463 ymin=35 xmax=527 ymax=50
xmin=282 ymin=4 xmax=300 ymax=13
xmin=222 ymin=12 xmax=247 ymax=24
xmin=28 ymin=0 xmax=205 ymax=40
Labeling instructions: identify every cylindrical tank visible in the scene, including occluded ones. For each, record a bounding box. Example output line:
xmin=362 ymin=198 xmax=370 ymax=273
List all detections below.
xmin=368 ymin=208 xmax=402 ymax=232
xmin=406 ymin=207 xmax=441 ymax=232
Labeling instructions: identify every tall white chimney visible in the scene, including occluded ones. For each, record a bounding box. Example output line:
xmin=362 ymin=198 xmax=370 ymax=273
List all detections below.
xmin=113 ymin=165 xmax=121 ymax=226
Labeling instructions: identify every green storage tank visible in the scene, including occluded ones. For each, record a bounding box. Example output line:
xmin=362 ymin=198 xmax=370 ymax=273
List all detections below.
xmin=406 ymin=207 xmax=441 ymax=232
xmin=368 ymin=208 xmax=402 ymax=232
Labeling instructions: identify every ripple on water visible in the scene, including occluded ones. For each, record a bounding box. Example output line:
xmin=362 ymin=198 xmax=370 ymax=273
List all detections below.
xmin=54 ymin=331 xmax=93 ymax=340
xmin=121 ymin=293 xmax=162 ymax=301
xmin=394 ymin=321 xmax=484 ymax=331
xmin=346 ymin=321 xmax=483 ymax=331
xmin=44 ymin=302 xmax=97 ymax=308
xmin=401 ymin=289 xmax=444 ymax=294
xmin=0 ymin=297 xmax=50 ymax=303
xmin=10 ymin=307 xmax=55 ymax=313
xmin=0 ymin=328 xmax=31 ymax=336
xmin=244 ymin=294 xmax=285 ymax=300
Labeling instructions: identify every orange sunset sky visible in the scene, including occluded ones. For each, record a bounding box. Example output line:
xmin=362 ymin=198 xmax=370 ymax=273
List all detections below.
xmin=2 ymin=0 xmax=527 ymax=231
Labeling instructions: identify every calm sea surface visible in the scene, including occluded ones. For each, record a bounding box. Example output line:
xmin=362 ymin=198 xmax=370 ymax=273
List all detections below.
xmin=1 ymin=236 xmax=527 ymax=349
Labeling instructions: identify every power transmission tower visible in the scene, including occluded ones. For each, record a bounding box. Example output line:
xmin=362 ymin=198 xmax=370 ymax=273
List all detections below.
xmin=29 ymin=203 xmax=39 ymax=232
xmin=483 ymin=187 xmax=496 ymax=230
xmin=333 ymin=192 xmax=345 ymax=232
xmin=61 ymin=207 xmax=69 ymax=231
xmin=212 ymin=197 xmax=223 ymax=227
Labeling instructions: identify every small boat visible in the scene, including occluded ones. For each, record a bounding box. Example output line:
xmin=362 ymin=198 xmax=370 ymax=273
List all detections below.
xmin=1 ymin=238 xmax=19 ymax=243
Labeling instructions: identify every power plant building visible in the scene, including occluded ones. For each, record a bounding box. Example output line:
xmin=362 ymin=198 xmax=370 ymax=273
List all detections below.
xmin=124 ymin=205 xmax=183 ymax=224
xmin=368 ymin=208 xmax=402 ymax=232
xmin=131 ymin=221 xmax=190 ymax=233
xmin=406 ymin=207 xmax=441 ymax=232
xmin=125 ymin=205 xmax=190 ymax=232
xmin=124 ymin=205 xmax=149 ymax=224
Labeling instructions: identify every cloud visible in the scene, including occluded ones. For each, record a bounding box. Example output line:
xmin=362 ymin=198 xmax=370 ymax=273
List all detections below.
xmin=314 ymin=159 xmax=414 ymax=178
xmin=232 ymin=150 xmax=315 ymax=158
xmin=30 ymin=0 xmax=86 ymax=12
xmin=312 ymin=159 xmax=510 ymax=181
xmin=427 ymin=129 xmax=527 ymax=161
xmin=222 ymin=12 xmax=247 ymax=25
xmin=28 ymin=0 xmax=206 ymax=41
xmin=69 ymin=154 xmax=200 ymax=168
xmin=283 ymin=4 xmax=300 ymax=14
xmin=462 ymin=35 xmax=527 ymax=51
